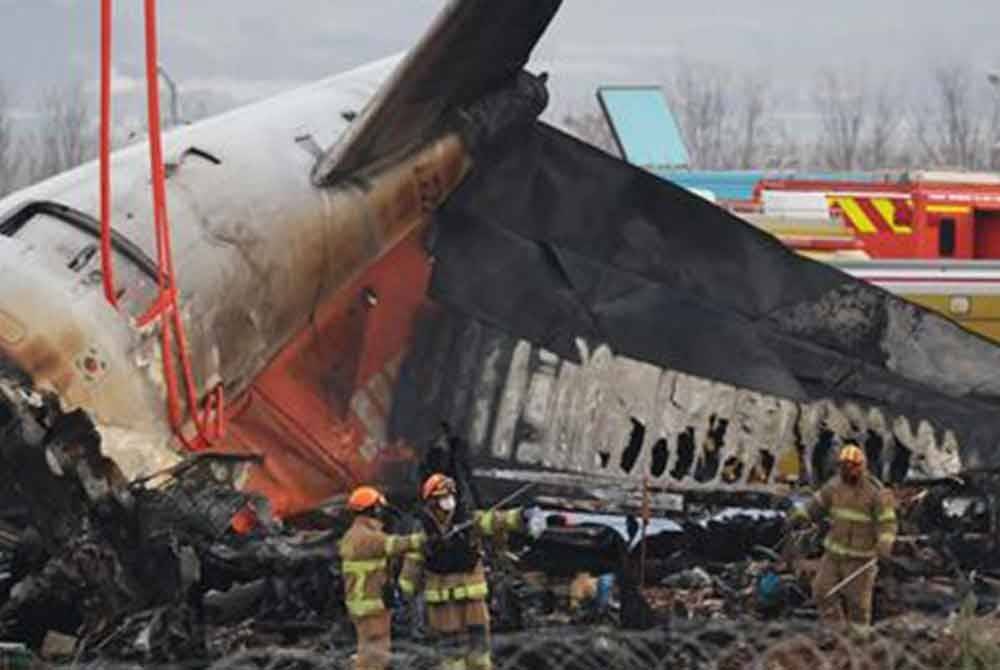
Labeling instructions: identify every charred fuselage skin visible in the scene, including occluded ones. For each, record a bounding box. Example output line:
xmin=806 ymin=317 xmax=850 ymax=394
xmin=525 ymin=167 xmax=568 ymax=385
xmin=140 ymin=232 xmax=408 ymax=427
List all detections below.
xmin=0 ymin=56 xmax=471 ymax=508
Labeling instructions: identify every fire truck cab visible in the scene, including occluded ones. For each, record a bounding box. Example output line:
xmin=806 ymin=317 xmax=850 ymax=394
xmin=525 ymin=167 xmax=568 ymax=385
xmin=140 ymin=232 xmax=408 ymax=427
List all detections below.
xmin=755 ymin=172 xmax=1000 ymax=261
xmin=914 ymin=173 xmax=1000 ymax=260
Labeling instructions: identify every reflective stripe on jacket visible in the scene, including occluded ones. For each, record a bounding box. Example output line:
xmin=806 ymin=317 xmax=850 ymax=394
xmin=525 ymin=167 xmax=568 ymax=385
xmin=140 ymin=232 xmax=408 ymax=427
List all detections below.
xmin=409 ymin=507 xmax=524 ymax=604
xmin=425 ymin=580 xmax=490 ymax=603
xmin=399 ymin=551 xmax=423 ymax=597
xmin=338 ymin=516 xmax=425 ymax=619
xmin=805 ymin=474 xmax=897 ymax=560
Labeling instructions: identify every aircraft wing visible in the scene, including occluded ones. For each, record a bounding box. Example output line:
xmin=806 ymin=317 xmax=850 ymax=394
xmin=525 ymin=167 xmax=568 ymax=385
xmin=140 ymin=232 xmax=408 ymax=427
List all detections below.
xmin=312 ymin=0 xmax=562 ymax=185
xmin=412 ymin=123 xmax=1000 ymax=475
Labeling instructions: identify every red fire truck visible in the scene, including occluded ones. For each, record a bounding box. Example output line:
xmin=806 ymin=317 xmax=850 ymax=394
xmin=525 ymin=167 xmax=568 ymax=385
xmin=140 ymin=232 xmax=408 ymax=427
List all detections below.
xmin=751 ymin=173 xmax=1000 ymax=342
xmin=754 ymin=172 xmax=1000 ymax=260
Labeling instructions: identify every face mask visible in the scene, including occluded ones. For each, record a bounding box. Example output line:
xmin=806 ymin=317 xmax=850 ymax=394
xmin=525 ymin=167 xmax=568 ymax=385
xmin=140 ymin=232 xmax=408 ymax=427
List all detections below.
xmin=438 ymin=495 xmax=456 ymax=512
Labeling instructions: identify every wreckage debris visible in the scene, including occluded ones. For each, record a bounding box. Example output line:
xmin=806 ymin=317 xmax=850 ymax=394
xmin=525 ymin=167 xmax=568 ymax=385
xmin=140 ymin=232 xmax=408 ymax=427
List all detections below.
xmin=2 ymin=372 xmax=1000 ymax=669
xmin=2 ymin=0 xmax=999 ymax=666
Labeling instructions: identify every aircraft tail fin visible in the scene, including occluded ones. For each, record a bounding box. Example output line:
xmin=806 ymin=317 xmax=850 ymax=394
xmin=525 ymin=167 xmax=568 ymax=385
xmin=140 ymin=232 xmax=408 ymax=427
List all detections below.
xmin=312 ymin=0 xmax=561 ymax=185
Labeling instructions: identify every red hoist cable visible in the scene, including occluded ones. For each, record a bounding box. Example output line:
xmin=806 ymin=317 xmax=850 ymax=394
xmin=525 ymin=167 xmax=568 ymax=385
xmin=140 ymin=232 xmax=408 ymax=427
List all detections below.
xmin=99 ymin=0 xmax=225 ymax=450
xmin=99 ymin=0 xmax=117 ymax=307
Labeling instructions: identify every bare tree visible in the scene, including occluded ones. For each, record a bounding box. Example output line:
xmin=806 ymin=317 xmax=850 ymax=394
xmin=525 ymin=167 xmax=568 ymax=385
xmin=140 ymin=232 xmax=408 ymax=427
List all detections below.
xmin=556 ymin=64 xmax=1000 ymax=173
xmin=734 ymin=73 xmax=773 ymax=169
xmin=864 ymin=84 xmax=903 ymax=169
xmin=913 ymin=64 xmax=987 ymax=169
xmin=935 ymin=64 xmax=983 ymax=168
xmin=910 ymin=105 xmax=944 ymax=167
xmin=31 ymin=81 xmax=94 ymax=182
xmin=0 ymin=83 xmax=22 ymax=196
xmin=663 ymin=60 xmax=782 ymax=170
xmin=812 ymin=69 xmax=868 ymax=170
xmin=561 ymin=111 xmax=619 ymax=156
xmin=986 ymin=72 xmax=1000 ymax=170
xmin=764 ymin=119 xmax=804 ymax=169
xmin=665 ymin=59 xmax=733 ymax=169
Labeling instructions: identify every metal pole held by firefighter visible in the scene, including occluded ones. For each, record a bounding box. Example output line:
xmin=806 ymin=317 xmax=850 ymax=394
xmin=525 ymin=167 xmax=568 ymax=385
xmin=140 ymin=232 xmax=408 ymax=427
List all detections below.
xmin=824 ymin=557 xmax=878 ymax=600
xmin=442 ymin=482 xmax=536 ymax=540
xmin=639 ymin=475 xmax=650 ymax=588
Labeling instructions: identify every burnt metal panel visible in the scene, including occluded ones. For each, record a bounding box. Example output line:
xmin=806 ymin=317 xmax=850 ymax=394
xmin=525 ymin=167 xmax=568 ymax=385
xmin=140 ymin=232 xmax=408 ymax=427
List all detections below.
xmin=312 ymin=0 xmax=561 ymax=184
xmin=391 ymin=311 xmax=963 ymax=498
xmin=417 ymin=122 xmax=1000 ymax=479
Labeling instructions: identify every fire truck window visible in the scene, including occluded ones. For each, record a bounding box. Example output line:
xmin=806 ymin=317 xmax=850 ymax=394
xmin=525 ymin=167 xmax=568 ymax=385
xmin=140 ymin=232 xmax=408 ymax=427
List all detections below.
xmin=939 ymin=218 xmax=955 ymax=257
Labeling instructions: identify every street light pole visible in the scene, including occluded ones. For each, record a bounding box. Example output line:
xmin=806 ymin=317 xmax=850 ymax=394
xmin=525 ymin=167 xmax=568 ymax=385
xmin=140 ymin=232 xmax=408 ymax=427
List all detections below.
xmin=156 ymin=64 xmax=180 ymax=128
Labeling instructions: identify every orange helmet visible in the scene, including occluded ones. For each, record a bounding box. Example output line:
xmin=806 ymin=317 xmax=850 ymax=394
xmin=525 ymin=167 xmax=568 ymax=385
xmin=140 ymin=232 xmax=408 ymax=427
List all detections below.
xmin=838 ymin=444 xmax=866 ymax=467
xmin=347 ymin=486 xmax=387 ymax=512
xmin=421 ymin=473 xmax=456 ymax=501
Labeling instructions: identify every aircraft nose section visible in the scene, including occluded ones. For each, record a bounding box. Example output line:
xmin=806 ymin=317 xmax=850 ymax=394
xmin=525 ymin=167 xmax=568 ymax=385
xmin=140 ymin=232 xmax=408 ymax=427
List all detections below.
xmin=0 ymin=237 xmax=180 ymax=479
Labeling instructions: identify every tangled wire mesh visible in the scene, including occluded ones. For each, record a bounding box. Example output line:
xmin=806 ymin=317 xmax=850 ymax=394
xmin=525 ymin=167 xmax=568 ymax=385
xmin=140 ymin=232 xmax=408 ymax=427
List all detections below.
xmin=190 ymin=618 xmax=958 ymax=670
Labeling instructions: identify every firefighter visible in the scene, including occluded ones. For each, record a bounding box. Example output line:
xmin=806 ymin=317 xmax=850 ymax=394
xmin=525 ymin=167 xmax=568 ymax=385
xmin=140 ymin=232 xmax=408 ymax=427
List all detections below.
xmin=787 ymin=444 xmax=897 ymax=628
xmin=338 ymin=486 xmax=426 ymax=670
xmin=404 ymin=473 xmax=545 ymax=670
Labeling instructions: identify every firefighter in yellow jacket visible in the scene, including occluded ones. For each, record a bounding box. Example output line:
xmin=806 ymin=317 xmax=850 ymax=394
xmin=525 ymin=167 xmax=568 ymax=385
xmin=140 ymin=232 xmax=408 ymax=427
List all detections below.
xmin=402 ymin=474 xmax=545 ymax=670
xmin=789 ymin=445 xmax=897 ymax=627
xmin=338 ymin=486 xmax=426 ymax=670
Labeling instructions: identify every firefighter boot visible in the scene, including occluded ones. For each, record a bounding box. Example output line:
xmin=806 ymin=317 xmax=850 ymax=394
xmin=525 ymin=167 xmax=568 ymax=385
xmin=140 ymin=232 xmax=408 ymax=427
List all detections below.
xmin=466 ymin=624 xmax=492 ymax=670
xmin=353 ymin=613 xmax=391 ymax=670
xmin=437 ymin=633 xmax=468 ymax=670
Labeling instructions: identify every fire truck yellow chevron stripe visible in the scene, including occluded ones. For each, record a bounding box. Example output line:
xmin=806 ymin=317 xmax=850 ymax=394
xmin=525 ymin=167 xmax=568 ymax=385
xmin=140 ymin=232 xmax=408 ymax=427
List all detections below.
xmin=830 ymin=196 xmax=877 ymax=234
xmin=872 ymin=198 xmax=912 ymax=234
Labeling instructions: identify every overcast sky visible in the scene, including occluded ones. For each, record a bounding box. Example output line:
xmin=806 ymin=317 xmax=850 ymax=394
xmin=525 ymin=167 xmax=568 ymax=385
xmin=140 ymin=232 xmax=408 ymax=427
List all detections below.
xmin=1 ymin=0 xmax=998 ymax=122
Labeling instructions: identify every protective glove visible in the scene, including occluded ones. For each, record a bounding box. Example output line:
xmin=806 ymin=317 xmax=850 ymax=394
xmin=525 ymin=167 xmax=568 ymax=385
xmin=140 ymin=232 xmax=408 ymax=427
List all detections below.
xmin=522 ymin=506 xmax=546 ymax=540
xmin=783 ymin=504 xmax=809 ymax=532
xmin=381 ymin=582 xmax=402 ymax=609
xmin=426 ymin=534 xmax=447 ymax=558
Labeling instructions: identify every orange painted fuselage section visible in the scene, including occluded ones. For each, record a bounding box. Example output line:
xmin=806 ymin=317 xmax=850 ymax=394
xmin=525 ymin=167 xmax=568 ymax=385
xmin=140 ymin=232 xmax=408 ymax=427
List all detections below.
xmin=224 ymin=225 xmax=434 ymax=516
xmin=217 ymin=133 xmax=470 ymax=517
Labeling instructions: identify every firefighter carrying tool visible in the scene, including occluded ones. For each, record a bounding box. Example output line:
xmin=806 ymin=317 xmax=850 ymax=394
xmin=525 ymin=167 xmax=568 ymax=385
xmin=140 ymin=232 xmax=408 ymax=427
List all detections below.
xmin=339 ymin=486 xmax=426 ymax=670
xmin=403 ymin=474 xmax=545 ymax=670
xmin=787 ymin=445 xmax=898 ymax=628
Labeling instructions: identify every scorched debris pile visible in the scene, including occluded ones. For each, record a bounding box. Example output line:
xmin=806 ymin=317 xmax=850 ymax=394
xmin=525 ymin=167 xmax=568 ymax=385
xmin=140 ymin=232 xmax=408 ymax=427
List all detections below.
xmin=1 ymin=379 xmax=998 ymax=668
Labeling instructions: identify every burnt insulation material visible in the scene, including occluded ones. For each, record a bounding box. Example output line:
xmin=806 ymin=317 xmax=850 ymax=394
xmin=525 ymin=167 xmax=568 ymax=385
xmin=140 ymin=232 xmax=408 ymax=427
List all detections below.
xmin=427 ymin=122 xmax=1000 ymax=469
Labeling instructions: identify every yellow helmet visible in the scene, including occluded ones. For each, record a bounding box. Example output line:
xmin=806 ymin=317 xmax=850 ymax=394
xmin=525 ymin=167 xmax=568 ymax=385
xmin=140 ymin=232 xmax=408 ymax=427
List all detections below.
xmin=838 ymin=444 xmax=866 ymax=467
xmin=347 ymin=486 xmax=387 ymax=512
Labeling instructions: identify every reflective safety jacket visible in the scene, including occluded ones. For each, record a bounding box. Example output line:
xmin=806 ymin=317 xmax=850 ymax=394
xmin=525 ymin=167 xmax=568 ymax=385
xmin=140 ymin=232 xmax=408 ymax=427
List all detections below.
xmin=797 ymin=474 xmax=897 ymax=560
xmin=338 ymin=515 xmax=425 ymax=619
xmin=400 ymin=508 xmax=523 ymax=603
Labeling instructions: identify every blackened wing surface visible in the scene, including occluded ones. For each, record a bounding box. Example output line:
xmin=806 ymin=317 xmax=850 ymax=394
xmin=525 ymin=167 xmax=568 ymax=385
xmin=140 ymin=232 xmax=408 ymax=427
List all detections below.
xmin=429 ymin=123 xmax=1000 ymax=469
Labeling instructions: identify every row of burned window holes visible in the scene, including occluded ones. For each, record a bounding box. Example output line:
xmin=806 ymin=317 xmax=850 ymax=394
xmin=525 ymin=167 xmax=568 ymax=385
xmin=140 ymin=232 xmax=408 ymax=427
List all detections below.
xmin=596 ymin=418 xmax=913 ymax=485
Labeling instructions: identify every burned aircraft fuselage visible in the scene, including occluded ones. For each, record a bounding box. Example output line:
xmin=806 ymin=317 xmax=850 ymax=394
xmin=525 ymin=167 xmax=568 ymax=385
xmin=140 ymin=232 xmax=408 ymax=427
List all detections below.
xmin=0 ymin=57 xmax=471 ymax=514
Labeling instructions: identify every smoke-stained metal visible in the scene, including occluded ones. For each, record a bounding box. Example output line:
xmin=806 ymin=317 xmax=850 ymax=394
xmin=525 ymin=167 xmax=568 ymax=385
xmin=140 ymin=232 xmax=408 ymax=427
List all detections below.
xmin=4 ymin=0 xmax=1000 ymax=520
xmin=0 ymin=57 xmax=399 ymax=481
xmin=390 ymin=309 xmax=961 ymax=504
xmin=311 ymin=0 xmax=562 ymax=185
xmin=0 ymin=0 xmax=561 ymax=512
xmin=413 ymin=123 xmax=1000 ymax=490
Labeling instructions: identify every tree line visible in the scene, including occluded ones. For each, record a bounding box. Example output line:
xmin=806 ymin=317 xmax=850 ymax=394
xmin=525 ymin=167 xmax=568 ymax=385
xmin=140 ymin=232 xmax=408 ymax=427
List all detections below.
xmin=0 ymin=79 xmax=218 ymax=200
xmin=2 ymin=62 xmax=999 ymax=201
xmin=0 ymin=82 xmax=96 ymax=198
xmin=563 ymin=60 xmax=1000 ymax=173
